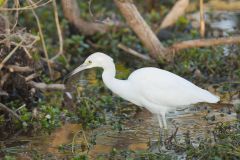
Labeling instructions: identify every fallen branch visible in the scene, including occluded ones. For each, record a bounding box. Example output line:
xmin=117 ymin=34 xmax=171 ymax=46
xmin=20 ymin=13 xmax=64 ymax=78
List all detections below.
xmin=61 ymin=0 xmax=107 ymax=35
xmin=156 ymin=0 xmax=189 ymax=31
xmin=117 ymin=43 xmax=155 ymax=62
xmin=115 ymin=0 xmax=240 ymax=62
xmin=114 ymin=0 xmax=168 ymax=60
xmin=5 ymin=65 xmax=33 ymax=72
xmin=0 ymin=103 xmax=22 ymax=122
xmin=169 ymin=36 xmax=240 ymax=52
xmin=28 ymin=81 xmax=66 ymax=91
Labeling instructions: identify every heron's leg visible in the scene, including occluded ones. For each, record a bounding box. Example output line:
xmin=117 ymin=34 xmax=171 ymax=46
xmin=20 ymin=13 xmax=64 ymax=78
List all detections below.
xmin=160 ymin=112 xmax=171 ymax=150
xmin=157 ymin=114 xmax=163 ymax=129
xmin=161 ymin=112 xmax=168 ymax=129
xmin=157 ymin=113 xmax=167 ymax=149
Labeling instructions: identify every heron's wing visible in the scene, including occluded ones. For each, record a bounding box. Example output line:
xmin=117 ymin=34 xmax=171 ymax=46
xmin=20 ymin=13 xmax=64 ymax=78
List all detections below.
xmin=128 ymin=68 xmax=206 ymax=107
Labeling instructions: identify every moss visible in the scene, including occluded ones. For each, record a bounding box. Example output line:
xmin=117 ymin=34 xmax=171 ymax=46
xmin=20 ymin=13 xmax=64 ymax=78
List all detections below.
xmin=3 ymin=155 xmax=16 ymax=160
xmin=186 ymin=121 xmax=240 ymax=159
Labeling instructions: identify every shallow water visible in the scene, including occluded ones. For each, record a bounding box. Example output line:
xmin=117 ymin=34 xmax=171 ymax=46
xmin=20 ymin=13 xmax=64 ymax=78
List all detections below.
xmin=3 ymin=100 xmax=237 ymax=159
xmin=1 ymin=10 xmax=240 ymax=160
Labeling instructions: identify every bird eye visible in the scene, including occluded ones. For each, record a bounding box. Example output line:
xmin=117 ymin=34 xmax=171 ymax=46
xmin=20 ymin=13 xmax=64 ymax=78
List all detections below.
xmin=88 ymin=60 xmax=92 ymax=64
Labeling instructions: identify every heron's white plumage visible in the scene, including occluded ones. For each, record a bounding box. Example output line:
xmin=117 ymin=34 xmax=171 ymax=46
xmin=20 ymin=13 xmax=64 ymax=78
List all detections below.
xmin=68 ymin=52 xmax=220 ymax=129
xmin=128 ymin=67 xmax=219 ymax=110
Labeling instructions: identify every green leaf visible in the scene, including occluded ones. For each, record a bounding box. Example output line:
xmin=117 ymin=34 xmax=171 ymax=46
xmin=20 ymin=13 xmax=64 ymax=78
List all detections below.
xmin=0 ymin=0 xmax=5 ymax=7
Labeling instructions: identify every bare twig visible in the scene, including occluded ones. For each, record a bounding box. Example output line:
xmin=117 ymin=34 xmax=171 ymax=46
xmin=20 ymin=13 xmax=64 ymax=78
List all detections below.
xmin=71 ymin=129 xmax=89 ymax=153
xmin=0 ymin=103 xmax=22 ymax=122
xmin=199 ymin=0 xmax=205 ymax=38
xmin=15 ymin=104 xmax=27 ymax=112
xmin=0 ymin=31 xmax=40 ymax=49
xmin=0 ymin=14 xmax=11 ymax=48
xmin=0 ymin=40 xmax=23 ymax=70
xmin=86 ymin=40 xmax=105 ymax=49
xmin=88 ymin=0 xmax=94 ymax=20
xmin=11 ymin=0 xmax=20 ymax=32
xmin=28 ymin=81 xmax=66 ymax=91
xmin=169 ymin=36 xmax=240 ymax=52
xmin=23 ymin=47 xmax=32 ymax=59
xmin=0 ymin=0 xmax=52 ymax=11
xmin=50 ymin=0 xmax=64 ymax=60
xmin=156 ymin=0 xmax=189 ymax=32
xmin=25 ymin=73 xmax=38 ymax=82
xmin=117 ymin=43 xmax=155 ymax=62
xmin=5 ymin=65 xmax=33 ymax=72
xmin=27 ymin=0 xmax=53 ymax=79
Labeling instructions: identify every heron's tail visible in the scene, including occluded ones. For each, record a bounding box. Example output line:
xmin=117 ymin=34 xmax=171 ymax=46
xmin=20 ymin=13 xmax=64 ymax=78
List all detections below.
xmin=200 ymin=89 xmax=220 ymax=103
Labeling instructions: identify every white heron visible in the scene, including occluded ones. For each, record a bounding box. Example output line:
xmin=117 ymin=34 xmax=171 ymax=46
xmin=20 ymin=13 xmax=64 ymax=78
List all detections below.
xmin=67 ymin=52 xmax=220 ymax=129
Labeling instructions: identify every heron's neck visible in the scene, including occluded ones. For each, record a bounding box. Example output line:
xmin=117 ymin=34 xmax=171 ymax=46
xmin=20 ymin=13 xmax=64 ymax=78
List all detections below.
xmin=102 ymin=62 xmax=129 ymax=97
xmin=101 ymin=62 xmax=141 ymax=106
xmin=102 ymin=62 xmax=116 ymax=78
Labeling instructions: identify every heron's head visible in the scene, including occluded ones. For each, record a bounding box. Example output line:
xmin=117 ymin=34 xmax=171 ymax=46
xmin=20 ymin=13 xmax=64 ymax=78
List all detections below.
xmin=67 ymin=52 xmax=113 ymax=78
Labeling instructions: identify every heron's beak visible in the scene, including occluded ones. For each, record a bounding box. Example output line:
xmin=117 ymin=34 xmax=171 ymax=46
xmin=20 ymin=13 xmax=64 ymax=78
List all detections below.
xmin=65 ymin=63 xmax=89 ymax=79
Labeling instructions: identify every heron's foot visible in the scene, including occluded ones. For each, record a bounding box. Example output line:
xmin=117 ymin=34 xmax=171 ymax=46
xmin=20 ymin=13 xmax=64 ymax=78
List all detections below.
xmin=164 ymin=127 xmax=178 ymax=149
xmin=159 ymin=129 xmax=165 ymax=145
xmin=149 ymin=139 xmax=168 ymax=153
xmin=154 ymin=128 xmax=168 ymax=151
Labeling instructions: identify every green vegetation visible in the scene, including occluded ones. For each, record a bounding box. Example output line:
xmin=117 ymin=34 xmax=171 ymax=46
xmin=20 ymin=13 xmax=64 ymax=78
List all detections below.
xmin=186 ymin=121 xmax=240 ymax=159
xmin=0 ymin=0 xmax=239 ymax=159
